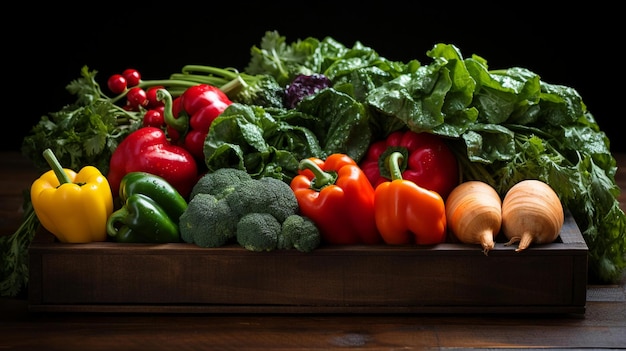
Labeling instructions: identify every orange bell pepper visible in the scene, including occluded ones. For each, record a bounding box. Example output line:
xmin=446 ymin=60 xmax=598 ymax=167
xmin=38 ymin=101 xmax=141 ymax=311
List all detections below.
xmin=374 ymin=151 xmax=447 ymax=245
xmin=290 ymin=153 xmax=382 ymax=245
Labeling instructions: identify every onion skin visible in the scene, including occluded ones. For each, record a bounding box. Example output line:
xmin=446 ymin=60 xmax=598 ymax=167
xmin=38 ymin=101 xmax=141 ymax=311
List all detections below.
xmin=501 ymin=179 xmax=564 ymax=252
xmin=445 ymin=181 xmax=502 ymax=255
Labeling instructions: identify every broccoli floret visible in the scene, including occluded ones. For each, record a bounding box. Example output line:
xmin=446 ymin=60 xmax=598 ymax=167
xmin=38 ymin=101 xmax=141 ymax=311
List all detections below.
xmin=259 ymin=177 xmax=300 ymax=222
xmin=280 ymin=214 xmax=321 ymax=253
xmin=225 ymin=177 xmax=298 ymax=223
xmin=179 ymin=193 xmax=238 ymax=248
xmin=190 ymin=167 xmax=252 ymax=200
xmin=236 ymin=213 xmax=281 ymax=252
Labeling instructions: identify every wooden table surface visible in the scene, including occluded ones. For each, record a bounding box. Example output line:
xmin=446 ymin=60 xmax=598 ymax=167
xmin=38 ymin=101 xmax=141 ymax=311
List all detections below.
xmin=1 ymin=151 xmax=625 ymax=350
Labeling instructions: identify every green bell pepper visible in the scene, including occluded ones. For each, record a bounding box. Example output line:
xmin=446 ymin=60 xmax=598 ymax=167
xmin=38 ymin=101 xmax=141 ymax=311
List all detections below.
xmin=107 ymin=194 xmax=180 ymax=243
xmin=112 ymin=225 xmax=143 ymax=243
xmin=106 ymin=172 xmax=187 ymax=243
xmin=119 ymin=171 xmax=188 ymax=221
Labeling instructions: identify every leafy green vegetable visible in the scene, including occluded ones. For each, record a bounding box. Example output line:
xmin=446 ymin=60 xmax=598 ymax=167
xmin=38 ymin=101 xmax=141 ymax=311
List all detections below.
xmin=203 ymin=91 xmax=374 ymax=181
xmin=299 ymin=89 xmax=372 ymax=160
xmin=230 ymin=74 xmax=285 ymax=108
xmin=244 ymin=32 xmax=625 ymax=283
xmin=0 ymin=191 xmax=37 ymax=297
xmin=203 ymin=103 xmax=316 ymax=180
xmin=21 ymin=66 xmax=143 ymax=174
xmin=245 ymin=31 xmax=323 ymax=85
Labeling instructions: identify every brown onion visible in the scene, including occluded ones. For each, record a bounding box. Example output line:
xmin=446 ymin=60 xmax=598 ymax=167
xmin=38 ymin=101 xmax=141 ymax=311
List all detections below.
xmin=445 ymin=181 xmax=502 ymax=255
xmin=501 ymin=179 xmax=564 ymax=252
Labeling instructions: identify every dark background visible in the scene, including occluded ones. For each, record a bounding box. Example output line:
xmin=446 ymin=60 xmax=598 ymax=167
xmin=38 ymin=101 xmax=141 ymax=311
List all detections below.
xmin=4 ymin=5 xmax=622 ymax=153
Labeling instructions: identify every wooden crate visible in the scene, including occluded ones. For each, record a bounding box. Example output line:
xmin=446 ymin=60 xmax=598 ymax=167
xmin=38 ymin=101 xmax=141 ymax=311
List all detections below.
xmin=28 ymin=213 xmax=588 ymax=314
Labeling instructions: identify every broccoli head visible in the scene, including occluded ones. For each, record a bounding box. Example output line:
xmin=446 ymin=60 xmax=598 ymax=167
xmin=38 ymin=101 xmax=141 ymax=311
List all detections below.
xmin=183 ymin=171 xmax=311 ymax=252
xmin=236 ymin=212 xmax=281 ymax=252
xmin=179 ymin=193 xmax=238 ymax=248
xmin=189 ymin=167 xmax=252 ymax=200
xmin=280 ymin=214 xmax=321 ymax=253
xmin=225 ymin=177 xmax=299 ymax=223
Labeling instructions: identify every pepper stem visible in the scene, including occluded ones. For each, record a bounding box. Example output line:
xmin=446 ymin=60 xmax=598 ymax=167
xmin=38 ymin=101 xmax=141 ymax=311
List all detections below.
xmin=157 ymin=88 xmax=188 ymax=133
xmin=386 ymin=152 xmax=405 ymax=181
xmin=42 ymin=148 xmax=72 ymax=185
xmin=377 ymin=146 xmax=408 ymax=180
xmin=298 ymin=158 xmax=337 ymax=191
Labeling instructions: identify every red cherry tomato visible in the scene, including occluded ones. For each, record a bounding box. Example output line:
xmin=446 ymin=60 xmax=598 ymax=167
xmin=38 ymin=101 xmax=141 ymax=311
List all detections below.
xmin=107 ymin=74 xmax=127 ymax=95
xmin=126 ymin=87 xmax=148 ymax=109
xmin=146 ymin=86 xmax=165 ymax=109
xmin=122 ymin=69 xmax=141 ymax=87
xmin=143 ymin=107 xmax=165 ymax=128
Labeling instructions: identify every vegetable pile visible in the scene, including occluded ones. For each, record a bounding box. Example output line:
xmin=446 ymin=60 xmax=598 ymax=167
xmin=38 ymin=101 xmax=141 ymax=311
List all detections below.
xmin=2 ymin=30 xmax=625 ymax=298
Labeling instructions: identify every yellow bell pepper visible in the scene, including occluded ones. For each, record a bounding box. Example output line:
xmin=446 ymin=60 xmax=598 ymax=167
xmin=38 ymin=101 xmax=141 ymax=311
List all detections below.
xmin=30 ymin=149 xmax=114 ymax=243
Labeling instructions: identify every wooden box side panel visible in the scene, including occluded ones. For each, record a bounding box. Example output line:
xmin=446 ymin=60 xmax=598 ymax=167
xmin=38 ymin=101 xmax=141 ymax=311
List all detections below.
xmin=28 ymin=213 xmax=587 ymax=312
xmin=30 ymin=249 xmax=586 ymax=308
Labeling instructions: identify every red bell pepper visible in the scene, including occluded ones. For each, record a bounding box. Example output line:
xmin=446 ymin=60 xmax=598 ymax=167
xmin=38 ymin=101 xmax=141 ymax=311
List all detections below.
xmin=107 ymin=127 xmax=198 ymax=199
xmin=159 ymin=84 xmax=232 ymax=162
xmin=374 ymin=152 xmax=447 ymax=245
xmin=290 ymin=153 xmax=382 ymax=245
xmin=360 ymin=130 xmax=459 ymax=199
